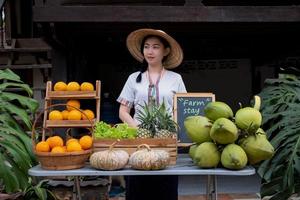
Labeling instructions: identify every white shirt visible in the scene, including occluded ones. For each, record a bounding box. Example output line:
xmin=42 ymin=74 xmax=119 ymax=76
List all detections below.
xmin=117 ymin=69 xmax=187 ymax=123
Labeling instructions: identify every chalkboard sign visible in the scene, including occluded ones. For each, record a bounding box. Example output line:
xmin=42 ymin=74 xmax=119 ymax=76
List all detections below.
xmin=173 ymin=93 xmax=215 ymax=143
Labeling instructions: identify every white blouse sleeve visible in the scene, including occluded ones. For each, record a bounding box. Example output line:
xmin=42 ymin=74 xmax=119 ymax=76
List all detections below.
xmin=178 ymin=75 xmax=187 ymax=93
xmin=117 ymin=74 xmax=136 ymax=108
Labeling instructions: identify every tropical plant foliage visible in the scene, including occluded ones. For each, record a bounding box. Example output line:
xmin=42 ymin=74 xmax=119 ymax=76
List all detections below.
xmin=0 ymin=69 xmax=39 ymax=193
xmin=257 ymin=75 xmax=300 ymax=200
xmin=24 ymin=179 xmax=56 ymax=200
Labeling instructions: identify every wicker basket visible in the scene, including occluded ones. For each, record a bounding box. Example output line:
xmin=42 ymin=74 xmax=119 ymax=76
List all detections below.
xmin=32 ymin=104 xmax=92 ymax=170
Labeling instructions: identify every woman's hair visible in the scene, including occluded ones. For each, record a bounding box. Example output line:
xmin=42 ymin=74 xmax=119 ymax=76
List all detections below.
xmin=136 ymin=35 xmax=170 ymax=83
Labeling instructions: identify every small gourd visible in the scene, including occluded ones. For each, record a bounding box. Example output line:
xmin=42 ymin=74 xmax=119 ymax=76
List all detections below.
xmin=90 ymin=141 xmax=129 ymax=170
xmin=129 ymin=144 xmax=170 ymax=170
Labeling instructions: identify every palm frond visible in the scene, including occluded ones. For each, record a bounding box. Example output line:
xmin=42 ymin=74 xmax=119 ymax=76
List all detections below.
xmin=257 ymin=77 xmax=300 ymax=199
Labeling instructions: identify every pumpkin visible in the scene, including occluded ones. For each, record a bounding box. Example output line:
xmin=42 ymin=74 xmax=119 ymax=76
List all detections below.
xmin=129 ymin=144 xmax=170 ymax=170
xmin=89 ymin=141 xmax=129 ymax=170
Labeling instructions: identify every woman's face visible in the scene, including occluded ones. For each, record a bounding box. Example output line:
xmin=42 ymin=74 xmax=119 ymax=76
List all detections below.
xmin=143 ymin=37 xmax=170 ymax=67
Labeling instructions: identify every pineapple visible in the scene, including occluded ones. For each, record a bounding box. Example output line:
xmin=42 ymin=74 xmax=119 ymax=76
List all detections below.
xmin=136 ymin=103 xmax=156 ymax=138
xmin=154 ymin=102 xmax=178 ymax=138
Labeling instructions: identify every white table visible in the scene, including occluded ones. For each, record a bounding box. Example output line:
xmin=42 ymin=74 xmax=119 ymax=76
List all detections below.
xmin=28 ymin=154 xmax=255 ymax=200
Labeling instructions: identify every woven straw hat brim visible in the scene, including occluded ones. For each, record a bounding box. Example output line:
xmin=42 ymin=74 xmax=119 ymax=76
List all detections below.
xmin=126 ymin=29 xmax=183 ymax=69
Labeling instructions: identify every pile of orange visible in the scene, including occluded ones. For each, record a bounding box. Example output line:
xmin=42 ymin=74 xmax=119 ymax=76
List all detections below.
xmin=53 ymin=81 xmax=94 ymax=91
xmin=48 ymin=99 xmax=95 ymax=121
xmin=35 ymin=135 xmax=93 ymax=153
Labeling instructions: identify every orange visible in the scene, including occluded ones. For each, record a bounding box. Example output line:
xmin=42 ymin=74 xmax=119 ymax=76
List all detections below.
xmin=66 ymin=99 xmax=80 ymax=111
xmin=46 ymin=136 xmax=64 ymax=149
xmin=79 ymin=135 xmax=93 ymax=150
xmin=67 ymin=141 xmax=82 ymax=152
xmin=82 ymin=109 xmax=95 ymax=120
xmin=80 ymin=82 xmax=94 ymax=91
xmin=53 ymin=81 xmax=67 ymax=91
xmin=51 ymin=146 xmax=66 ymax=153
xmin=68 ymin=110 xmax=82 ymax=120
xmin=66 ymin=138 xmax=79 ymax=145
xmin=36 ymin=141 xmax=50 ymax=152
xmin=67 ymin=82 xmax=80 ymax=91
xmin=49 ymin=110 xmax=63 ymax=120
xmin=61 ymin=110 xmax=69 ymax=120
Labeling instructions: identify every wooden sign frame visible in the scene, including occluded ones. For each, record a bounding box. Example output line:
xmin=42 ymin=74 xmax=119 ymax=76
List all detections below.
xmin=173 ymin=92 xmax=215 ymax=146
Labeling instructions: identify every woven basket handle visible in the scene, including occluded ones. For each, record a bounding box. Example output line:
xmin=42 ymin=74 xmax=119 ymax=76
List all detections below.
xmin=31 ymin=103 xmax=94 ymax=147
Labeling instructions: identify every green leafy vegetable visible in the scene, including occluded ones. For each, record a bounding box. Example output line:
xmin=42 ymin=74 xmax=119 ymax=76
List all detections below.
xmin=93 ymin=121 xmax=137 ymax=139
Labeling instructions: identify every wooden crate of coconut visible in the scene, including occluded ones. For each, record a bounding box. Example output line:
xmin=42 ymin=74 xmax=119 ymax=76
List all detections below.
xmin=93 ymin=103 xmax=178 ymax=165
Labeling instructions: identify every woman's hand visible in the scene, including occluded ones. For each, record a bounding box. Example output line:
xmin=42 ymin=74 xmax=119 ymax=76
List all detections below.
xmin=119 ymin=104 xmax=138 ymax=127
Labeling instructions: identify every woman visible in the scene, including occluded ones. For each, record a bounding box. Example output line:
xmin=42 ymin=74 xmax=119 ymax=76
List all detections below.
xmin=117 ymin=28 xmax=187 ymax=200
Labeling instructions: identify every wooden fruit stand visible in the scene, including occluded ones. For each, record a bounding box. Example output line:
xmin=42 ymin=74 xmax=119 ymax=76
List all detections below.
xmin=33 ymin=80 xmax=101 ymax=170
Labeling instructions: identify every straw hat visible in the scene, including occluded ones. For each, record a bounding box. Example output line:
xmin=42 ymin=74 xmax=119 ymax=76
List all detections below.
xmin=126 ymin=28 xmax=183 ymax=69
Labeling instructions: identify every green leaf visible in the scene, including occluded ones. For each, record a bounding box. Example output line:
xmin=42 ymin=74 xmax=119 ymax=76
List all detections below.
xmin=258 ymin=76 xmax=300 ymax=199
xmin=0 ymin=82 xmax=33 ymax=96
xmin=4 ymin=153 xmax=31 ymax=190
xmin=0 ymin=139 xmax=32 ymax=172
xmin=294 ymin=152 xmax=300 ymax=174
xmin=0 ymin=153 xmax=20 ymax=193
xmin=33 ymin=186 xmax=48 ymax=200
xmin=24 ymin=180 xmax=55 ymax=200
xmin=269 ymin=190 xmax=292 ymax=200
xmin=0 ymin=128 xmax=27 ymax=150
xmin=0 ymin=69 xmax=22 ymax=83
xmin=0 ymin=115 xmax=37 ymax=163
xmin=0 ymin=113 xmax=25 ymax=134
xmin=0 ymin=69 xmax=38 ymax=194
xmin=2 ymin=92 xmax=39 ymax=112
xmin=261 ymin=176 xmax=282 ymax=197
xmin=2 ymin=101 xmax=32 ymax=129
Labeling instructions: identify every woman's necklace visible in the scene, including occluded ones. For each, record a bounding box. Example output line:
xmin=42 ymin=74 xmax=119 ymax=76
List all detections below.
xmin=147 ymin=68 xmax=165 ymax=106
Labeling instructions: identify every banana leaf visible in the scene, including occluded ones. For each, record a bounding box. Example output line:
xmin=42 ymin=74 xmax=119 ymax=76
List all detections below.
xmin=1 ymin=102 xmax=32 ymax=129
xmin=0 ymin=125 xmax=36 ymax=162
xmin=0 ymin=113 xmax=25 ymax=134
xmin=0 ymin=69 xmax=22 ymax=83
xmin=4 ymin=153 xmax=31 ymax=190
xmin=257 ymin=77 xmax=300 ymax=199
xmin=0 ymin=129 xmax=27 ymax=151
xmin=1 ymin=92 xmax=38 ymax=112
xmin=0 ymin=83 xmax=33 ymax=96
xmin=0 ymin=153 xmax=20 ymax=193
xmin=0 ymin=139 xmax=33 ymax=172
xmin=0 ymin=69 xmax=40 ymax=195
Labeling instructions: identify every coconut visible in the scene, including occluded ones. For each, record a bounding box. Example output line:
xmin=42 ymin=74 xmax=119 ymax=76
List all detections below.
xmin=210 ymin=118 xmax=238 ymax=144
xmin=184 ymin=116 xmax=212 ymax=144
xmin=235 ymin=107 xmax=262 ymax=133
xmin=194 ymin=142 xmax=220 ymax=168
xmin=239 ymin=133 xmax=274 ymax=165
xmin=188 ymin=144 xmax=199 ymax=159
xmin=256 ymin=128 xmax=267 ymax=136
xmin=221 ymin=144 xmax=248 ymax=170
xmin=204 ymin=101 xmax=234 ymax=121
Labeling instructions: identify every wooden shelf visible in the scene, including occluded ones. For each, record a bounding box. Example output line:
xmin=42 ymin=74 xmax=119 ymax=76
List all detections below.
xmin=42 ymin=80 xmax=101 ymax=134
xmin=46 ymin=120 xmax=96 ymax=128
xmin=47 ymin=91 xmax=98 ymax=99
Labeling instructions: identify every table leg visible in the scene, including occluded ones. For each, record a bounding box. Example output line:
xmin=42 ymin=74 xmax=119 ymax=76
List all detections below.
xmin=206 ymin=175 xmax=217 ymax=200
xmin=74 ymin=176 xmax=82 ymax=200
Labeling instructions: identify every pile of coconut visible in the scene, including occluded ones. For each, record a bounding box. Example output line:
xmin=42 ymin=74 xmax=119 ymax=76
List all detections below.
xmin=184 ymin=96 xmax=274 ymax=170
